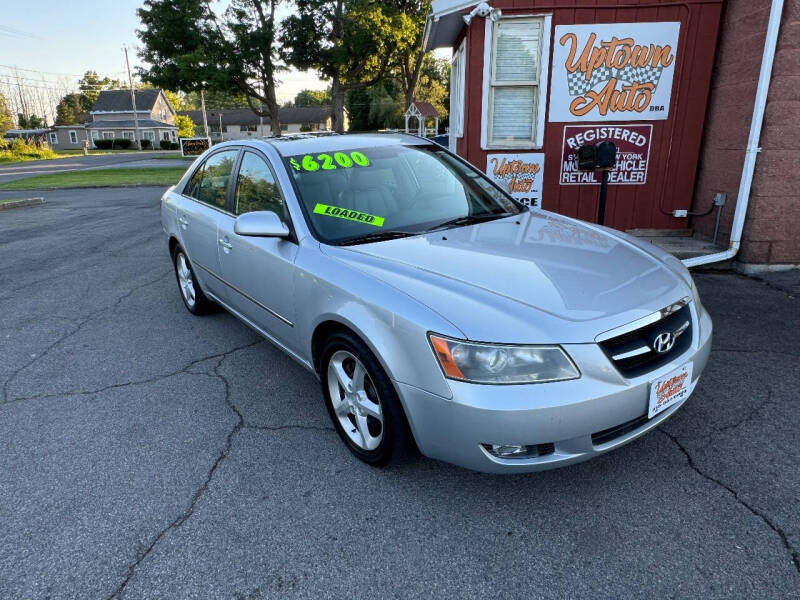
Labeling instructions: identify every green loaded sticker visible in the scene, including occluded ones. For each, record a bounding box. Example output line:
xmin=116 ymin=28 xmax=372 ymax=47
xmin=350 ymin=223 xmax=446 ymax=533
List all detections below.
xmin=313 ymin=203 xmax=385 ymax=227
xmin=290 ymin=151 xmax=370 ymax=172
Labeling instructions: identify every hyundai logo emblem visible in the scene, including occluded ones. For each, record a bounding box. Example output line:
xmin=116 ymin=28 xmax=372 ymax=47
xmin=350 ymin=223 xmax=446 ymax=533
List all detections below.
xmin=652 ymin=332 xmax=676 ymax=354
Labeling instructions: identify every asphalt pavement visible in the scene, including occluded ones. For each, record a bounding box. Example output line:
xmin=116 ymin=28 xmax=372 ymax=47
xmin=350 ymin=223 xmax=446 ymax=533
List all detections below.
xmin=0 ymin=151 xmax=188 ymax=184
xmin=1 ymin=187 xmax=798 ymax=599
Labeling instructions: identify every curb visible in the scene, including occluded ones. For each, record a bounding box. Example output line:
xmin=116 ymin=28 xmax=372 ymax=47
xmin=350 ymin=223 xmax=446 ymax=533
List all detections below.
xmin=0 ymin=197 xmax=45 ymax=211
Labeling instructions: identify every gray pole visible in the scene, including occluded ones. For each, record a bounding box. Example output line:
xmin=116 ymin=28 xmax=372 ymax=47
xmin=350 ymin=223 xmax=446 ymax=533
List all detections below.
xmin=200 ymin=89 xmax=209 ymax=138
xmin=123 ymin=46 xmax=142 ymax=150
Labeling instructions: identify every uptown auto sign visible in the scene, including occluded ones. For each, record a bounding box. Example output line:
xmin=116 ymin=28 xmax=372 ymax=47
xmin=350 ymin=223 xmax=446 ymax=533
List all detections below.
xmin=549 ymin=22 xmax=680 ymax=122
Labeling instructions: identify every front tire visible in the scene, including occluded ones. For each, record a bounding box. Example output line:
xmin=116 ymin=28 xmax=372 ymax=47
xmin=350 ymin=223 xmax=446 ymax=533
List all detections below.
xmin=172 ymin=247 xmax=214 ymax=315
xmin=320 ymin=332 xmax=414 ymax=467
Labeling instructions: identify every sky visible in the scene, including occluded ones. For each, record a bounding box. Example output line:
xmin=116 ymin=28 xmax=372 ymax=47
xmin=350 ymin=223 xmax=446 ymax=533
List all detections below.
xmin=0 ymin=0 xmax=449 ymax=109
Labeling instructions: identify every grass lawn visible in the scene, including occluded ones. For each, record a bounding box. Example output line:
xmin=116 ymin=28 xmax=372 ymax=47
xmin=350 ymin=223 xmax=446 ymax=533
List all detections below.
xmin=0 ymin=197 xmax=27 ymax=205
xmin=0 ymin=149 xmax=148 ymax=165
xmin=0 ymin=168 xmax=186 ymax=190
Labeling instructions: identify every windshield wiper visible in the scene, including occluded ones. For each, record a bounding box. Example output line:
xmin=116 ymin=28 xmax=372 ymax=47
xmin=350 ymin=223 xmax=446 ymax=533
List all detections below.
xmin=338 ymin=230 xmax=419 ymax=246
xmin=428 ymin=212 xmax=512 ymax=232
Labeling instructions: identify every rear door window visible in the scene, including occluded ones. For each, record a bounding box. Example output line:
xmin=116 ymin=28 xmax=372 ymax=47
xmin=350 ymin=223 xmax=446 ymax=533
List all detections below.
xmin=184 ymin=150 xmax=239 ymax=210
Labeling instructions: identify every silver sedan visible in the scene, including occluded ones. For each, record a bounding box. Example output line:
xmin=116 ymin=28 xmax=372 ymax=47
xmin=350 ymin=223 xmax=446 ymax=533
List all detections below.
xmin=161 ymin=133 xmax=712 ymax=473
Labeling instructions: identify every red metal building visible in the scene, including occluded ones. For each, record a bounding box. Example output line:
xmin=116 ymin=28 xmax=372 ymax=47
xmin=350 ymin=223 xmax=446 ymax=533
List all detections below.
xmin=424 ymin=0 xmax=799 ymax=268
xmin=425 ymin=0 xmax=724 ymax=232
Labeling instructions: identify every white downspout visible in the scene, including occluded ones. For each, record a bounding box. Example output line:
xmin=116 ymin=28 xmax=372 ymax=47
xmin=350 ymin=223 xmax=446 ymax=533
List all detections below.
xmin=683 ymin=0 xmax=784 ymax=268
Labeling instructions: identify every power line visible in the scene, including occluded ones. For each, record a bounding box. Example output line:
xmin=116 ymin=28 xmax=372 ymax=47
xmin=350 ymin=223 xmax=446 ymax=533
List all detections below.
xmin=0 ymin=63 xmax=126 ymax=78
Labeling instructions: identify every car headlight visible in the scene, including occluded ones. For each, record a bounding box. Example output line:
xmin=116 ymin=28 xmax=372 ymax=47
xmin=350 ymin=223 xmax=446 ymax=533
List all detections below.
xmin=428 ymin=334 xmax=580 ymax=384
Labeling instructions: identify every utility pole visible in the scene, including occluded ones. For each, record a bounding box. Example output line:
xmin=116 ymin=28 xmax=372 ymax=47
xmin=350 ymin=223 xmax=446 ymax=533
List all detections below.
xmin=218 ymin=112 xmax=224 ymax=142
xmin=123 ymin=45 xmax=142 ymax=150
xmin=200 ymin=89 xmax=209 ymax=138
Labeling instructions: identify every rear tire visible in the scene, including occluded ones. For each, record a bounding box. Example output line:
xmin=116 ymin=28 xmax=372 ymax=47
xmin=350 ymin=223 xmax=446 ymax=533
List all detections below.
xmin=172 ymin=246 xmax=214 ymax=315
xmin=320 ymin=332 xmax=414 ymax=467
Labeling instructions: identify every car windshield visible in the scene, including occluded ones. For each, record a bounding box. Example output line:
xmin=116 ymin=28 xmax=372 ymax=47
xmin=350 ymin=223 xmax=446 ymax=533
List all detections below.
xmin=283 ymin=143 xmax=522 ymax=245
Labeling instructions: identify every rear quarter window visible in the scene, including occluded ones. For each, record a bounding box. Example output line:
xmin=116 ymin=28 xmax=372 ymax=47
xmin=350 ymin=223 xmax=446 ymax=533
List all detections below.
xmin=183 ymin=150 xmax=239 ymax=209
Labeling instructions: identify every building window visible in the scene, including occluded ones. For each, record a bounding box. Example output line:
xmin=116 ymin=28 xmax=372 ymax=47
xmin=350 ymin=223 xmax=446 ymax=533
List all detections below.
xmin=162 ymin=131 xmax=170 ymax=141
xmin=242 ymin=124 xmax=258 ymax=132
xmin=142 ymin=131 xmax=156 ymax=142
xmin=280 ymin=124 xmax=288 ymax=131
xmin=486 ymin=17 xmax=546 ymax=147
xmin=49 ymin=132 xmax=58 ymax=145
xmin=102 ymin=131 xmax=115 ymax=140
xmin=450 ymin=39 xmax=466 ymax=143
xmin=122 ymin=131 xmax=135 ymax=140
xmin=69 ymin=130 xmax=78 ymax=144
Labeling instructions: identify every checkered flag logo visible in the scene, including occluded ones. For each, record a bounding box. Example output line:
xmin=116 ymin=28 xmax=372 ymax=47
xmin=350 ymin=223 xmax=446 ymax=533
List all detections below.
xmin=614 ymin=65 xmax=664 ymax=90
xmin=566 ymin=66 xmax=612 ymax=96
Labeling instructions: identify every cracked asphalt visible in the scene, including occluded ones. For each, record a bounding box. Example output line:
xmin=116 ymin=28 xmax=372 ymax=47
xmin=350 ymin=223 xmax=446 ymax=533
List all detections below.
xmin=1 ymin=187 xmax=798 ymax=599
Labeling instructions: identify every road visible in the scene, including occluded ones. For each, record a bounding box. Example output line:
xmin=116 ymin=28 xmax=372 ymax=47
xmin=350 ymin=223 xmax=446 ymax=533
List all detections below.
xmin=0 ymin=151 xmax=189 ymax=184
xmin=1 ymin=187 xmax=798 ymax=599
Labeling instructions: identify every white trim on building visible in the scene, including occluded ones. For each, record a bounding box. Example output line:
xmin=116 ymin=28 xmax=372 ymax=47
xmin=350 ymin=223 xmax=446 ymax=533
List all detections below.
xmin=450 ymin=38 xmax=467 ymax=152
xmin=481 ymin=14 xmax=551 ymax=150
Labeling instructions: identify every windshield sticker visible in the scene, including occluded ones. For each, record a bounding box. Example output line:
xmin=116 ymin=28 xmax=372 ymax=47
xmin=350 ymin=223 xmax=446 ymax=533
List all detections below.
xmin=313 ymin=203 xmax=384 ymax=227
xmin=290 ymin=151 xmax=370 ymax=172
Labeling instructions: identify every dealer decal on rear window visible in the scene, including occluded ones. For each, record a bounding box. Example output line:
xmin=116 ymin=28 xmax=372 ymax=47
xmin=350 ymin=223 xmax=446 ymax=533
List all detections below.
xmin=313 ymin=203 xmax=385 ymax=227
xmin=289 ymin=151 xmax=370 ymax=173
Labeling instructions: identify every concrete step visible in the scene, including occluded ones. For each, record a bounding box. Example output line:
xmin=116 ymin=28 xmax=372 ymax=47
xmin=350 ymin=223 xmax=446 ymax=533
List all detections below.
xmin=633 ymin=233 xmax=725 ymax=261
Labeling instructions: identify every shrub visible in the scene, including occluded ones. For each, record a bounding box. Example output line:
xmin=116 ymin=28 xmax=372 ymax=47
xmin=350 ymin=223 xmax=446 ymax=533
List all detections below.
xmin=159 ymin=139 xmax=172 ymax=150
xmin=112 ymin=138 xmax=132 ymax=149
xmin=93 ymin=139 xmax=113 ymax=149
xmin=140 ymin=139 xmax=152 ymax=149
xmin=170 ymin=142 xmax=180 ymax=150
xmin=0 ymin=136 xmax=56 ymax=163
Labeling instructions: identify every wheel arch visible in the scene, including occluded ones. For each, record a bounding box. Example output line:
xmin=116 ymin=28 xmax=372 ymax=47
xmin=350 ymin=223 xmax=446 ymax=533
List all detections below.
xmin=168 ymin=235 xmax=180 ymax=258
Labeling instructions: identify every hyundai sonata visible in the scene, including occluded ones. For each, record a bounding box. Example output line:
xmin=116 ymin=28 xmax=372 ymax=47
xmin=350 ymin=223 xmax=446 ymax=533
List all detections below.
xmin=161 ymin=133 xmax=711 ymax=473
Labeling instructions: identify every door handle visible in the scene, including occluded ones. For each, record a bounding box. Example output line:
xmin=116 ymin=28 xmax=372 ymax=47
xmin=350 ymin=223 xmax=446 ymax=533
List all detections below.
xmin=219 ymin=238 xmax=233 ymax=251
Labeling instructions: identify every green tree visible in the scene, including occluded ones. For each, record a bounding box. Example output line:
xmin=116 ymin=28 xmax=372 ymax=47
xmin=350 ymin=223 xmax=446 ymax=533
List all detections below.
xmin=294 ymin=88 xmax=332 ymax=106
xmin=392 ymin=1 xmax=430 ymax=110
xmin=346 ymin=79 xmax=402 ymax=131
xmin=78 ymin=70 xmax=122 ymax=110
xmin=55 ymin=93 xmax=85 ymax=125
xmin=344 ymin=55 xmax=449 ymax=133
xmin=17 ymin=114 xmax=45 ymax=129
xmin=137 ymin=0 xmax=286 ymax=135
xmin=174 ymin=114 xmax=195 ymax=137
xmin=0 ymin=92 xmax=13 ymax=135
xmin=415 ymin=55 xmax=450 ymax=121
xmin=181 ymin=89 xmax=250 ymax=110
xmin=281 ymin=0 xmax=415 ymax=132
xmin=162 ymin=89 xmax=183 ymax=111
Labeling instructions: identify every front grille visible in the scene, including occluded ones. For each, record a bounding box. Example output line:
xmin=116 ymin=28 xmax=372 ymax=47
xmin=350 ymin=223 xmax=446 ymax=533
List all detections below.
xmin=592 ymin=414 xmax=649 ymax=446
xmin=599 ymin=305 xmax=692 ymax=378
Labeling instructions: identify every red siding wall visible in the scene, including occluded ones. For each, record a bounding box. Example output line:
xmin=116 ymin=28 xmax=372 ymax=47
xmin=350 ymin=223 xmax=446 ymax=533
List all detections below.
xmin=693 ymin=0 xmax=800 ymax=264
xmin=455 ymin=0 xmax=723 ymax=231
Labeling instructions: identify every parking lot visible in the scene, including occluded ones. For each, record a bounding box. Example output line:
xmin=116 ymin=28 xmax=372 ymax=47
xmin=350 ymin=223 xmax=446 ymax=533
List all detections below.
xmin=1 ymin=187 xmax=798 ymax=599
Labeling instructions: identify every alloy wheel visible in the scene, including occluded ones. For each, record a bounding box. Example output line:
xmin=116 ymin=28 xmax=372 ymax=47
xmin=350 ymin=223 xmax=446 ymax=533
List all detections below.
xmin=176 ymin=253 xmax=196 ymax=308
xmin=327 ymin=350 xmax=384 ymax=451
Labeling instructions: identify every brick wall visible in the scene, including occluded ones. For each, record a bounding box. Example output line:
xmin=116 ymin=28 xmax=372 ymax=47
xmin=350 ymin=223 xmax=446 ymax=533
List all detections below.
xmin=693 ymin=0 xmax=800 ymax=264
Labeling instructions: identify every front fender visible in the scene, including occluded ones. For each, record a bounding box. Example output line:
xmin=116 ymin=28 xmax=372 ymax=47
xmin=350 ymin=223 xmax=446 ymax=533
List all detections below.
xmin=294 ymin=246 xmax=461 ymax=400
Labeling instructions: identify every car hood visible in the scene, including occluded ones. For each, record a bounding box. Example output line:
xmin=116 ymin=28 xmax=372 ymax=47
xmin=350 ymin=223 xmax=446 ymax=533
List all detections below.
xmin=323 ymin=210 xmax=691 ymax=343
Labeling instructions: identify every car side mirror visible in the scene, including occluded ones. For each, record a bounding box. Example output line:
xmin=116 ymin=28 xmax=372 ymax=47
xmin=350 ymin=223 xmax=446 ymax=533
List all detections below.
xmin=233 ymin=211 xmax=290 ymax=238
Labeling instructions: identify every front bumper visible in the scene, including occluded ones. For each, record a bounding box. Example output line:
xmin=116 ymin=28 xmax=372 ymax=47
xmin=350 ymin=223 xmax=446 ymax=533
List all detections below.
xmin=397 ymin=302 xmax=712 ymax=474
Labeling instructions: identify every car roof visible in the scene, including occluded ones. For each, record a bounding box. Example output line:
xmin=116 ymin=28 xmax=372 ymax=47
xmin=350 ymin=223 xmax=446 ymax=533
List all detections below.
xmin=256 ymin=132 xmax=430 ymax=157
